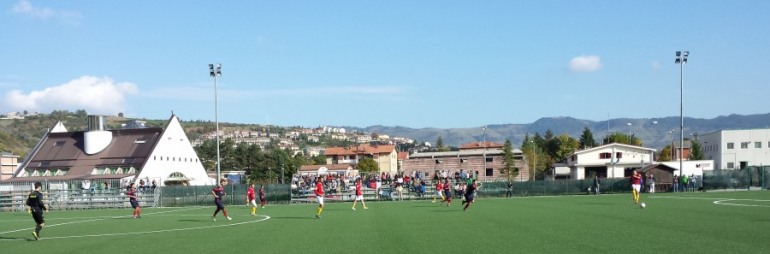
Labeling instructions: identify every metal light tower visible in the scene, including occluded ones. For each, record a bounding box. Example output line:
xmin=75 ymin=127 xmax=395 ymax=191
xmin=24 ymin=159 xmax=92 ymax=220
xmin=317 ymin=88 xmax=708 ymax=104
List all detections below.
xmin=209 ymin=63 xmax=222 ymax=184
xmin=675 ymin=51 xmax=689 ymax=182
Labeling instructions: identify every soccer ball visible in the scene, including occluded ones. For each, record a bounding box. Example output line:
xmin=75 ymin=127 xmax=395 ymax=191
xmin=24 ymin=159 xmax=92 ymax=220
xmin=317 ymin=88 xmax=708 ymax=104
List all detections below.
xmin=640 ymin=202 xmax=646 ymax=208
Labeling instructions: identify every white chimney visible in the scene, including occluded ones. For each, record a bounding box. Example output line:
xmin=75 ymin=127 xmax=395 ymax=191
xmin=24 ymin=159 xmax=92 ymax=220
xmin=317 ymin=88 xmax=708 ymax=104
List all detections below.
xmin=84 ymin=115 xmax=112 ymax=154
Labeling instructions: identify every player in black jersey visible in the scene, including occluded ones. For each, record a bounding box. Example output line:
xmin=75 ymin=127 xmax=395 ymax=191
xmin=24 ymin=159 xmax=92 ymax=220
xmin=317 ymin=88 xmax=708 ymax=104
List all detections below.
xmin=27 ymin=181 xmax=48 ymax=241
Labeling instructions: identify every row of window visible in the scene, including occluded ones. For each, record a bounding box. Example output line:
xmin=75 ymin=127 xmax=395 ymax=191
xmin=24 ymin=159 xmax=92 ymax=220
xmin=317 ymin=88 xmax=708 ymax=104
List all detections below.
xmin=22 ymin=168 xmax=69 ymax=177
xmin=153 ymin=155 xmax=198 ymax=163
xmin=726 ymin=141 xmax=770 ymax=149
xmin=435 ymin=158 xmax=496 ymax=164
xmin=598 ymin=152 xmax=623 ymax=159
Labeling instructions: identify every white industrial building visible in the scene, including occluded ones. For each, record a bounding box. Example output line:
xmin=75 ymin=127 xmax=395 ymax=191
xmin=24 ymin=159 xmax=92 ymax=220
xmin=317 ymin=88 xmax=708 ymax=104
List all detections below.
xmin=699 ymin=128 xmax=770 ymax=170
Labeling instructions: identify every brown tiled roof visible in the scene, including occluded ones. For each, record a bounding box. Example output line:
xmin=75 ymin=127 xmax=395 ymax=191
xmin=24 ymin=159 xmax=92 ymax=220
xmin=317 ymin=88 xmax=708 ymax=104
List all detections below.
xmin=324 ymin=145 xmax=395 ymax=156
xmin=299 ymin=164 xmax=353 ymax=171
xmin=459 ymin=141 xmax=503 ymax=150
xmin=13 ymin=128 xmax=163 ymax=181
xmin=397 ymin=152 xmax=409 ymax=160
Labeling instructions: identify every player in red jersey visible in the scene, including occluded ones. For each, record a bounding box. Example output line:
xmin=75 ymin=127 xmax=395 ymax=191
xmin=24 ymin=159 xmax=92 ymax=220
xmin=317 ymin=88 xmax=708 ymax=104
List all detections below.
xmin=629 ymin=170 xmax=642 ymax=204
xmin=259 ymin=185 xmax=267 ymax=208
xmin=352 ymin=178 xmax=368 ymax=210
xmin=212 ymin=179 xmax=231 ymax=221
xmin=246 ymin=183 xmax=257 ymax=216
xmin=127 ymin=182 xmax=141 ymax=218
xmin=433 ymin=180 xmax=444 ymax=203
xmin=314 ymin=177 xmax=325 ymax=218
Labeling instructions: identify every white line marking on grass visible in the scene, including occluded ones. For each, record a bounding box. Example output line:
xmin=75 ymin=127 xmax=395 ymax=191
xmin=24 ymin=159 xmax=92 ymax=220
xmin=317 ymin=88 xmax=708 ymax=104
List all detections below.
xmin=713 ymin=199 xmax=770 ymax=208
xmin=648 ymin=196 xmax=770 ymax=208
xmin=34 ymin=215 xmax=270 ymax=241
xmin=0 ymin=212 xmax=270 ymax=242
xmin=0 ymin=207 xmax=203 ymax=236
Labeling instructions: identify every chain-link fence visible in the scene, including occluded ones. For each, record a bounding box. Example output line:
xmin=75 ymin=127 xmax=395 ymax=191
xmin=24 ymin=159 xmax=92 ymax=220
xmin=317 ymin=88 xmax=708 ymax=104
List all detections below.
xmin=159 ymin=184 xmax=291 ymax=207
xmin=702 ymin=166 xmax=769 ymax=191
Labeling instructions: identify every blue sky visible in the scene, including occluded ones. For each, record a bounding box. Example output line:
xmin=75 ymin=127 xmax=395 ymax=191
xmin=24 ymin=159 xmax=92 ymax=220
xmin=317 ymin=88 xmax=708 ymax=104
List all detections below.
xmin=2 ymin=1 xmax=769 ymax=128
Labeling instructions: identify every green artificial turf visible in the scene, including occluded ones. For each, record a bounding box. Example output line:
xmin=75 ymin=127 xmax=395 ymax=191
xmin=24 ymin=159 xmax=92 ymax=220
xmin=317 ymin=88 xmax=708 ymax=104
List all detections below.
xmin=2 ymin=191 xmax=769 ymax=253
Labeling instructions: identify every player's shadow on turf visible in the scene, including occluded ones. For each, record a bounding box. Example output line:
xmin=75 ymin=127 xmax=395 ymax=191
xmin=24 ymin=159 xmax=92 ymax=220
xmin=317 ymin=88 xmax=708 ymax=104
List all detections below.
xmin=0 ymin=236 xmax=31 ymax=241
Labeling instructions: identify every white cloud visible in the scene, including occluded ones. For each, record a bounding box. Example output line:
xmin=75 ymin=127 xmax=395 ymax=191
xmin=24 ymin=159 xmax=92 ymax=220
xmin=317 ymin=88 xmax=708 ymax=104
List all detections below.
xmin=569 ymin=55 xmax=602 ymax=73
xmin=4 ymin=76 xmax=138 ymax=115
xmin=11 ymin=0 xmax=81 ymax=24
xmin=651 ymin=61 xmax=662 ymax=70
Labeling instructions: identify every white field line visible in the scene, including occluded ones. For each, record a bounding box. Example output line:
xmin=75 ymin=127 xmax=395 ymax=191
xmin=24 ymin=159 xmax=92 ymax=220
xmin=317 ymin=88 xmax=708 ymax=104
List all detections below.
xmin=0 ymin=207 xmax=203 ymax=235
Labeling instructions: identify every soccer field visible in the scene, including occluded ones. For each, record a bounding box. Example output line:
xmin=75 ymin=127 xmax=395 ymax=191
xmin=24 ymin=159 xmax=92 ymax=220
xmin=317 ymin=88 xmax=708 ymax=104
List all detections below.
xmin=2 ymin=191 xmax=769 ymax=253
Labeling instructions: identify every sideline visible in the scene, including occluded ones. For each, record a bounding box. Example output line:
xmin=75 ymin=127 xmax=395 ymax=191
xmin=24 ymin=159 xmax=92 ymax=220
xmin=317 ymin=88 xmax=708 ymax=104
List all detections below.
xmin=0 ymin=207 xmax=271 ymax=242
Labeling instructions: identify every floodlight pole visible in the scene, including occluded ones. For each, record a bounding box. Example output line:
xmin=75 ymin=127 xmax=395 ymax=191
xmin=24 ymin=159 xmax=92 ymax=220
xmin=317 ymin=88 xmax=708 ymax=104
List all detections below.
xmin=209 ymin=63 xmax=222 ymax=184
xmin=675 ymin=51 xmax=688 ymax=185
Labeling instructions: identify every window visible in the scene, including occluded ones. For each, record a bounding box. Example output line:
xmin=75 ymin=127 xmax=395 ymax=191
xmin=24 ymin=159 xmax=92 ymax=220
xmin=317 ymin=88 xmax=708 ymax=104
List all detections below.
xmin=727 ymin=162 xmax=734 ymax=169
xmin=755 ymin=142 xmax=762 ymax=148
xmin=727 ymin=143 xmax=734 ymax=149
xmin=599 ymin=152 xmax=611 ymax=159
xmin=616 ymin=152 xmax=623 ymax=159
xmin=460 ymin=158 xmax=467 ymax=163
xmin=740 ymin=142 xmax=749 ymax=149
xmin=485 ymin=168 xmax=493 ymax=177
xmin=486 ymin=157 xmax=493 ymax=162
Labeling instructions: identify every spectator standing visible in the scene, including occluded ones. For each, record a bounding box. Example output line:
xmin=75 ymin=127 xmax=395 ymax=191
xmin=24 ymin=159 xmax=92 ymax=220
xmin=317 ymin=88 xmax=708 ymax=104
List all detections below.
xmin=593 ymin=176 xmax=601 ymax=195
xmin=673 ymin=175 xmax=680 ymax=192
xmin=648 ymin=174 xmax=656 ymax=193
xmin=681 ymin=174 xmax=689 ymax=192
xmin=689 ymin=174 xmax=696 ymax=192
xmin=506 ymin=181 xmax=513 ymax=198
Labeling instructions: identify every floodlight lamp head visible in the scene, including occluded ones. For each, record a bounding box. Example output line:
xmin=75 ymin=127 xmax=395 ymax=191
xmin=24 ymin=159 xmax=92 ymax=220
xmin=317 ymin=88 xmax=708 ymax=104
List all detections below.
xmin=683 ymin=51 xmax=689 ymax=57
xmin=676 ymin=51 xmax=681 ymax=57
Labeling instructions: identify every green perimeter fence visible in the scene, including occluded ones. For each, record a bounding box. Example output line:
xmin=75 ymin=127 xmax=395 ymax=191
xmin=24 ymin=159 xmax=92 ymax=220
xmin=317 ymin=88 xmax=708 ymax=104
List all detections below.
xmin=2 ymin=167 xmax=768 ymax=211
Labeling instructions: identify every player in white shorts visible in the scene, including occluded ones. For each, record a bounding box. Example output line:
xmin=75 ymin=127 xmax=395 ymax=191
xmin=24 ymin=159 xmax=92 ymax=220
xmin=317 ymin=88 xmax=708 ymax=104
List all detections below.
xmin=352 ymin=178 xmax=368 ymax=210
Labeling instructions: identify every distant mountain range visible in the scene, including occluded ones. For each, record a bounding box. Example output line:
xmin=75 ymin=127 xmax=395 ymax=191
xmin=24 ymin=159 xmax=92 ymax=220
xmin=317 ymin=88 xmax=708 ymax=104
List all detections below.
xmin=346 ymin=113 xmax=770 ymax=150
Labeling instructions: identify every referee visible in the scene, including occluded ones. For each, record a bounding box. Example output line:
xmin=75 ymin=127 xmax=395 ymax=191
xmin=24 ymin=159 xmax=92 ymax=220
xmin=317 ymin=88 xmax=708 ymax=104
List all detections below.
xmin=27 ymin=181 xmax=48 ymax=241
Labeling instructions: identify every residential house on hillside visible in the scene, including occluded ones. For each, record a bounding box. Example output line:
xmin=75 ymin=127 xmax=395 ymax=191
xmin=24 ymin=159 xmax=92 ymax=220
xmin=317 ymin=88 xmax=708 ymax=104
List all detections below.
xmin=4 ymin=114 xmax=212 ymax=188
xmin=671 ymin=140 xmax=692 ymax=162
xmin=324 ymin=144 xmax=398 ymax=174
xmin=1 ymin=152 xmax=20 ymax=181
